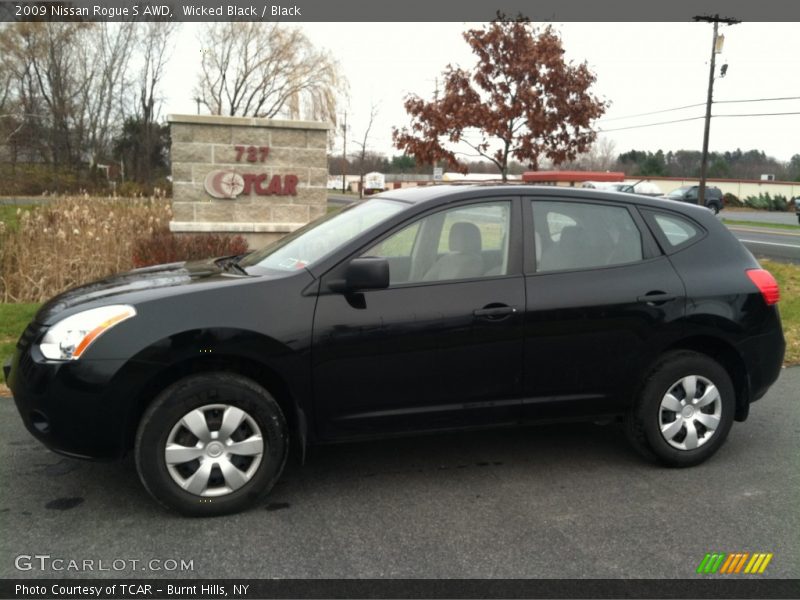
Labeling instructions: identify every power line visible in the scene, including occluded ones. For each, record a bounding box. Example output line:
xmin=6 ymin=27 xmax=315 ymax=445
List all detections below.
xmin=715 ymin=111 xmax=800 ymax=117
xmin=597 ymin=116 xmax=705 ymax=132
xmin=715 ymin=96 xmax=800 ymax=104
xmin=598 ymin=96 xmax=800 ymax=124
xmin=598 ymin=103 xmax=705 ymax=123
xmin=596 ymin=110 xmax=800 ymax=133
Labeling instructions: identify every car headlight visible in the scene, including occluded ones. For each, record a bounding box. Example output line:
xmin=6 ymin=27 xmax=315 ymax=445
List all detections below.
xmin=39 ymin=305 xmax=137 ymax=361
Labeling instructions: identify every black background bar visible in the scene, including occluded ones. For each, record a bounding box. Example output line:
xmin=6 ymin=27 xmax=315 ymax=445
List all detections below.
xmin=2 ymin=0 xmax=800 ymax=22
xmin=3 ymin=579 xmax=800 ymax=599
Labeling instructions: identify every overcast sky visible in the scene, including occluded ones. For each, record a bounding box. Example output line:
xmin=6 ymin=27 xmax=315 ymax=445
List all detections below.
xmin=164 ymin=22 xmax=800 ymax=166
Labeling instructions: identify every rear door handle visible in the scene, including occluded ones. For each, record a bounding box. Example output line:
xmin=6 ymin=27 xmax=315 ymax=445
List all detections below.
xmin=473 ymin=305 xmax=517 ymax=319
xmin=637 ymin=292 xmax=676 ymax=305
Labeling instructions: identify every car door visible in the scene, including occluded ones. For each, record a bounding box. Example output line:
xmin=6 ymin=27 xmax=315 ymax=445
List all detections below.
xmin=521 ymin=196 xmax=685 ymax=419
xmin=312 ymin=197 xmax=525 ymax=439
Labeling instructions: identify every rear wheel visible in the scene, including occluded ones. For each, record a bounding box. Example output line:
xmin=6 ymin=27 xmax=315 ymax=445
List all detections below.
xmin=135 ymin=373 xmax=288 ymax=516
xmin=626 ymin=351 xmax=735 ymax=467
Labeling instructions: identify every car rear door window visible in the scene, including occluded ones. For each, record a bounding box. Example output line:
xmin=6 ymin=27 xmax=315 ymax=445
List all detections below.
xmin=532 ymin=201 xmax=643 ymax=272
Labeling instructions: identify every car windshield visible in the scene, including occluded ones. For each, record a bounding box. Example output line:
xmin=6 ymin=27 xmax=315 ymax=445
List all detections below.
xmin=239 ymin=198 xmax=406 ymax=271
xmin=667 ymin=187 xmax=691 ymax=198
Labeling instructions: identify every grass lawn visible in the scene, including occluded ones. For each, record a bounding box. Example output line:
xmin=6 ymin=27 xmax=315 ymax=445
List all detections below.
xmin=762 ymin=260 xmax=800 ymax=365
xmin=0 ymin=204 xmax=36 ymax=231
xmin=0 ymin=303 xmax=40 ymax=386
xmin=723 ymin=219 xmax=799 ymax=231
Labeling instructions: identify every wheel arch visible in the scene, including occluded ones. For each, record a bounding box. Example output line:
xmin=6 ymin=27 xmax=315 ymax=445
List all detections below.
xmin=123 ymin=353 xmax=307 ymax=460
xmin=649 ymin=335 xmax=751 ymax=422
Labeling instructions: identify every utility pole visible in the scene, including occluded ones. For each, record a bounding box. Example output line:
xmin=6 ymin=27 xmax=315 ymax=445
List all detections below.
xmin=694 ymin=14 xmax=740 ymax=206
xmin=341 ymin=112 xmax=348 ymax=194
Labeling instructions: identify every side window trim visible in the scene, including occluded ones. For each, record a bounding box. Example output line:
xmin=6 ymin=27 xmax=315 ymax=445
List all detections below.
xmin=639 ymin=208 xmax=707 ymax=255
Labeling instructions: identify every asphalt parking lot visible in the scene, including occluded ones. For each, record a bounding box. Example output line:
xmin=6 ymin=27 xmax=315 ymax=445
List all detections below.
xmin=1 ymin=368 xmax=798 ymax=580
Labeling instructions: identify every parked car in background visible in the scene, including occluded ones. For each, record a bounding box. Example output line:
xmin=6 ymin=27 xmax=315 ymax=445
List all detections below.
xmin=794 ymin=197 xmax=800 ymax=224
xmin=6 ymin=185 xmax=784 ymax=516
xmin=581 ymin=181 xmax=663 ymax=196
xmin=629 ymin=181 xmax=663 ymax=196
xmin=581 ymin=181 xmax=635 ymax=193
xmin=664 ymin=185 xmax=724 ymax=214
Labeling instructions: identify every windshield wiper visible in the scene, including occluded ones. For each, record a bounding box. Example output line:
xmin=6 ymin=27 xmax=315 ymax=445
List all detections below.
xmin=215 ymin=257 xmax=249 ymax=276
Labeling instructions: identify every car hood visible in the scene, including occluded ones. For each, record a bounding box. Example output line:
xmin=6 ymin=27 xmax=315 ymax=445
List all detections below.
xmin=36 ymin=259 xmax=240 ymax=325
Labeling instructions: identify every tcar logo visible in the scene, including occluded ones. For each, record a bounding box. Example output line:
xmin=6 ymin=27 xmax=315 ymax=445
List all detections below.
xmin=203 ymin=170 xmax=298 ymax=199
xmin=204 ymin=170 xmax=245 ymax=199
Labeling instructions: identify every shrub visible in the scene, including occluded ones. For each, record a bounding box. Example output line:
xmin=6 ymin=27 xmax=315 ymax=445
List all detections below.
xmin=770 ymin=194 xmax=788 ymax=212
xmin=0 ymin=197 xmax=172 ymax=302
xmin=132 ymin=230 xmax=249 ymax=268
xmin=115 ymin=179 xmax=172 ymax=198
xmin=743 ymin=194 xmax=770 ymax=210
xmin=723 ymin=192 xmax=742 ymax=207
xmin=743 ymin=193 xmax=788 ymax=212
xmin=0 ymin=163 xmax=111 ymax=196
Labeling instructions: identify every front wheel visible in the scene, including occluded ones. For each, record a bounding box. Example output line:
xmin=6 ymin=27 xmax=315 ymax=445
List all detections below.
xmin=625 ymin=351 xmax=735 ymax=467
xmin=135 ymin=373 xmax=288 ymax=517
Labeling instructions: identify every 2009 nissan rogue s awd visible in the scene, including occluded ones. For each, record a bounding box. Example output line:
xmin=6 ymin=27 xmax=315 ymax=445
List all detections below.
xmin=6 ymin=186 xmax=785 ymax=516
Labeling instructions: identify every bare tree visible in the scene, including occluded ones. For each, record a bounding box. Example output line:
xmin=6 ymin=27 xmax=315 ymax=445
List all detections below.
xmin=354 ymin=104 xmax=378 ymax=198
xmin=195 ymin=22 xmax=345 ymax=124
xmin=565 ymin=136 xmax=617 ymax=171
xmin=8 ymin=23 xmax=95 ymax=166
xmin=84 ymin=23 xmax=137 ymax=167
xmin=0 ymin=22 xmax=137 ymax=169
xmin=134 ymin=22 xmax=176 ymax=125
xmin=126 ymin=21 xmax=177 ymax=184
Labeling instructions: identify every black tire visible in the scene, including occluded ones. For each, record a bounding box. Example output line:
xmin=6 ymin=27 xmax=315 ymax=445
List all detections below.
xmin=135 ymin=372 xmax=288 ymax=517
xmin=709 ymin=202 xmax=720 ymax=215
xmin=625 ymin=351 xmax=735 ymax=467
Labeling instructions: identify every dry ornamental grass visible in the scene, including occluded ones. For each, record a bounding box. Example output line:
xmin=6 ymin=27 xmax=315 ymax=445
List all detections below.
xmin=0 ymin=197 xmax=173 ymax=303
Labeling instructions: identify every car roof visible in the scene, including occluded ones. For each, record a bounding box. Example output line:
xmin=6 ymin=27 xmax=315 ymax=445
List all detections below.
xmin=375 ymin=184 xmax=712 ymax=217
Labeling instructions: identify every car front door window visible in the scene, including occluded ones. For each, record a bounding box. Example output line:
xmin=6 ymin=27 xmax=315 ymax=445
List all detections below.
xmin=363 ymin=201 xmax=512 ymax=285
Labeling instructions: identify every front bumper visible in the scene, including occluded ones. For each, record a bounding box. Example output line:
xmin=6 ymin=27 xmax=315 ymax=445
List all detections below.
xmin=7 ymin=333 xmax=132 ymax=460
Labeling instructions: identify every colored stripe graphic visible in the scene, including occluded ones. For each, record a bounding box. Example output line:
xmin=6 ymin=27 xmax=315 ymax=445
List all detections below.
xmin=758 ymin=554 xmax=773 ymax=573
xmin=734 ymin=553 xmax=749 ymax=573
xmin=697 ymin=553 xmax=726 ymax=574
xmin=719 ymin=553 xmax=737 ymax=574
xmin=698 ymin=552 xmax=772 ymax=574
xmin=697 ymin=554 xmax=712 ymax=574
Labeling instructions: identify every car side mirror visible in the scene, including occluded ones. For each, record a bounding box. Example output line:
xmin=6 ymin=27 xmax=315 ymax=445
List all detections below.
xmin=331 ymin=257 xmax=390 ymax=293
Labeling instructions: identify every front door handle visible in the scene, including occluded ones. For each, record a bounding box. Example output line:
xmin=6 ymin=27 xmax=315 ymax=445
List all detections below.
xmin=473 ymin=305 xmax=517 ymax=319
xmin=637 ymin=292 xmax=676 ymax=305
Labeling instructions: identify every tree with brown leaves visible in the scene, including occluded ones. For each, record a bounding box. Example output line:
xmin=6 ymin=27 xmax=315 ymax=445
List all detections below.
xmin=393 ymin=17 xmax=607 ymax=181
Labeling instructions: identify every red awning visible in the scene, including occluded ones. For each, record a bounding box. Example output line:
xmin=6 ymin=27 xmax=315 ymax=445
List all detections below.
xmin=522 ymin=171 xmax=625 ymax=183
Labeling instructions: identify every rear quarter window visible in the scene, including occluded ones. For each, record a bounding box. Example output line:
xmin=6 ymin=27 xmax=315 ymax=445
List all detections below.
xmin=642 ymin=210 xmax=704 ymax=252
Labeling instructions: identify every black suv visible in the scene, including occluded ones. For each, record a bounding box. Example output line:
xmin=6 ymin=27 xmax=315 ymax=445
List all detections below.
xmin=664 ymin=185 xmax=724 ymax=214
xmin=6 ymin=186 xmax=785 ymax=516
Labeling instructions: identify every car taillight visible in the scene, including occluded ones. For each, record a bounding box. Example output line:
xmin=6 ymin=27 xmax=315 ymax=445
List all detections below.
xmin=746 ymin=269 xmax=780 ymax=305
